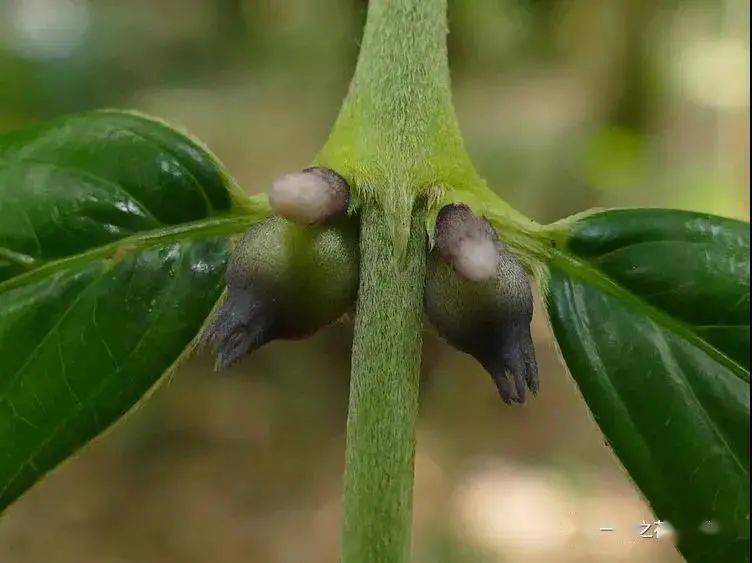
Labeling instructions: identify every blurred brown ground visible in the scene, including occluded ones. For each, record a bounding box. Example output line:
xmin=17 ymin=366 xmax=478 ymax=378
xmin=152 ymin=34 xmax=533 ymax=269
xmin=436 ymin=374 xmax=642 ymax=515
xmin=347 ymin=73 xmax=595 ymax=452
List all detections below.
xmin=0 ymin=0 xmax=748 ymax=561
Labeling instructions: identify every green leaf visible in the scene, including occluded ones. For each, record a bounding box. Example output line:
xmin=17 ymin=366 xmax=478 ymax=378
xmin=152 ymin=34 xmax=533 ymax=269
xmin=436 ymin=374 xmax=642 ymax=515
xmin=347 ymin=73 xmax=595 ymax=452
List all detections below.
xmin=545 ymin=208 xmax=749 ymax=562
xmin=0 ymin=111 xmax=269 ymax=510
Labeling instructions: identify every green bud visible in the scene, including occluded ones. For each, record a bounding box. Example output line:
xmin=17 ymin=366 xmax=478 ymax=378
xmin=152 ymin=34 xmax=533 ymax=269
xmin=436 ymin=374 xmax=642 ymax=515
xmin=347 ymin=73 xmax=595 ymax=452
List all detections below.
xmin=425 ymin=205 xmax=538 ymax=404
xmin=202 ymin=216 xmax=359 ymax=369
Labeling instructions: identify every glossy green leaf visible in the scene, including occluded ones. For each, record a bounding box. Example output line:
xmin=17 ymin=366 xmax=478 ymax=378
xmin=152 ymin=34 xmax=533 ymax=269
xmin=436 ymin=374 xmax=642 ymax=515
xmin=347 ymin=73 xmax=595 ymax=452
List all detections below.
xmin=545 ymin=209 xmax=749 ymax=562
xmin=0 ymin=111 xmax=269 ymax=510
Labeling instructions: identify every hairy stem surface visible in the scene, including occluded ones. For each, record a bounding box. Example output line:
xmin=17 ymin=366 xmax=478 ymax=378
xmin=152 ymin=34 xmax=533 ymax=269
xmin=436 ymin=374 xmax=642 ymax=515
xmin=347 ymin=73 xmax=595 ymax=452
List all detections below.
xmin=330 ymin=1 xmax=455 ymax=561
xmin=343 ymin=205 xmax=426 ymax=563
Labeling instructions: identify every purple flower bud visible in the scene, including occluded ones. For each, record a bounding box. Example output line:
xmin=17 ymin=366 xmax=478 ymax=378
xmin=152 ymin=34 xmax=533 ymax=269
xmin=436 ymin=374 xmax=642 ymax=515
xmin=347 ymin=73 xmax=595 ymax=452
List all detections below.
xmin=425 ymin=205 xmax=538 ymax=404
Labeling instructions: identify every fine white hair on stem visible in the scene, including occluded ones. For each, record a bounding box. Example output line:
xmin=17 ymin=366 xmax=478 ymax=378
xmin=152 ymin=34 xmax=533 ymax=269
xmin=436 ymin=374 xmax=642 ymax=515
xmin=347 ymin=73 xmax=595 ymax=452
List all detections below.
xmin=269 ymin=167 xmax=350 ymax=225
xmin=435 ymin=204 xmax=499 ymax=282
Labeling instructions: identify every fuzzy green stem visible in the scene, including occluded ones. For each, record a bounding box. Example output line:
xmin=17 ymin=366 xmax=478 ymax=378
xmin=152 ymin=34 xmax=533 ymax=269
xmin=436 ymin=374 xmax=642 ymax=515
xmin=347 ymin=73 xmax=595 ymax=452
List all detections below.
xmin=317 ymin=0 xmax=474 ymax=251
xmin=330 ymin=1 xmax=453 ymax=561
xmin=343 ymin=204 xmax=426 ymax=563
xmin=315 ymin=1 xmax=550 ymax=553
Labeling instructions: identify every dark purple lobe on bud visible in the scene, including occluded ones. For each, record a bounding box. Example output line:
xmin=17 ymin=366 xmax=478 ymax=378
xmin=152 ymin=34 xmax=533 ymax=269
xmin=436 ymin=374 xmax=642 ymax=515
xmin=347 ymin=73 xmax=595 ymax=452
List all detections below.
xmin=200 ymin=286 xmax=275 ymax=370
xmin=425 ymin=205 xmax=538 ymax=404
xmin=473 ymin=320 xmax=538 ymax=404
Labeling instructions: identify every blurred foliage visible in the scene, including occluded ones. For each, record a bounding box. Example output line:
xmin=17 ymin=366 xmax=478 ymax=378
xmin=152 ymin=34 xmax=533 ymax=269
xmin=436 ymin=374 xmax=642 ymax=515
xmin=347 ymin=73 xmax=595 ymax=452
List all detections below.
xmin=0 ymin=0 xmax=748 ymax=561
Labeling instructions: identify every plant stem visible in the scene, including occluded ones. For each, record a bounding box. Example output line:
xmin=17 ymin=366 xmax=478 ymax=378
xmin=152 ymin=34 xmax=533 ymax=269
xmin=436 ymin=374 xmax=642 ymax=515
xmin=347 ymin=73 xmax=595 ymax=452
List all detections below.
xmin=315 ymin=0 xmax=553 ymax=553
xmin=317 ymin=0 xmax=472 ymax=250
xmin=343 ymin=204 xmax=426 ymax=563
xmin=320 ymin=1 xmax=459 ymax=560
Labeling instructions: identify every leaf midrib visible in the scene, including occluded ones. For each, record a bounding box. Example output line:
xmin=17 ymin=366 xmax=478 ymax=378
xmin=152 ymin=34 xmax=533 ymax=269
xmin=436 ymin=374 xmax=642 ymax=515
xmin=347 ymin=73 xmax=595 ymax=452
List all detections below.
xmin=549 ymin=249 xmax=750 ymax=383
xmin=0 ymin=214 xmax=260 ymax=293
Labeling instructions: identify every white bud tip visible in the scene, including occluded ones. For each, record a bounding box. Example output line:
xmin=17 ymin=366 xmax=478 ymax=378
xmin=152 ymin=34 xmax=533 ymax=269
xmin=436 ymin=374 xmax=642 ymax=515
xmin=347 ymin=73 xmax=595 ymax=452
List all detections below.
xmin=453 ymin=237 xmax=499 ymax=281
xmin=269 ymin=168 xmax=349 ymax=225
xmin=435 ymin=204 xmax=500 ymax=282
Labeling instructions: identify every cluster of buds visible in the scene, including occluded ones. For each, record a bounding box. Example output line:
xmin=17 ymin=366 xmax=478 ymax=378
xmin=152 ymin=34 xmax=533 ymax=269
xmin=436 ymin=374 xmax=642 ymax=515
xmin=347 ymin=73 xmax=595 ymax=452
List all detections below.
xmin=203 ymin=168 xmax=538 ymax=404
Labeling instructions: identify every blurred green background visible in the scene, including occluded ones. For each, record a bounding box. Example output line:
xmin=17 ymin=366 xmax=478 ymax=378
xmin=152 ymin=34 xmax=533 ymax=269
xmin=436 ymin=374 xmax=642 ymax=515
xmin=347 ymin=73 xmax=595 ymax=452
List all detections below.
xmin=0 ymin=1 xmax=748 ymax=561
